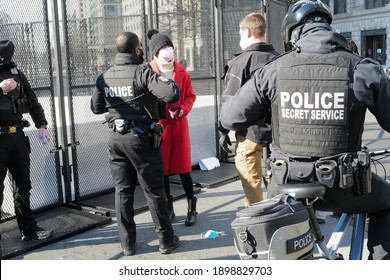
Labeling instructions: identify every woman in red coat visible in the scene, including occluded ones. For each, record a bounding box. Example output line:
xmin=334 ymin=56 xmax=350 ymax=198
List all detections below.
xmin=148 ymin=29 xmax=198 ymax=226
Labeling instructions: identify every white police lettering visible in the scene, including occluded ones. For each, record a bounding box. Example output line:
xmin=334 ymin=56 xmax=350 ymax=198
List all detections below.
xmin=293 ymin=231 xmax=313 ymax=251
xmin=280 ymin=91 xmax=345 ymax=121
xmin=104 ymin=86 xmax=133 ymax=98
xmin=286 ymin=229 xmax=313 ymax=254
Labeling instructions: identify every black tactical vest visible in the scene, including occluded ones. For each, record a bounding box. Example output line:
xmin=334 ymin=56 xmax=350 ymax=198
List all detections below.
xmin=0 ymin=66 xmax=24 ymax=124
xmin=103 ymin=64 xmax=146 ymax=123
xmin=103 ymin=64 xmax=162 ymax=124
xmin=272 ymin=50 xmax=364 ymax=157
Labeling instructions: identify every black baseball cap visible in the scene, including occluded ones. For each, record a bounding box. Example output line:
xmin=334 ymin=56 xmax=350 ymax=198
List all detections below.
xmin=0 ymin=40 xmax=15 ymax=64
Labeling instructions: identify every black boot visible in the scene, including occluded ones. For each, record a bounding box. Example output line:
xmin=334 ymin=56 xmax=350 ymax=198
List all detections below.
xmin=185 ymin=197 xmax=198 ymax=226
xmin=167 ymin=195 xmax=175 ymax=221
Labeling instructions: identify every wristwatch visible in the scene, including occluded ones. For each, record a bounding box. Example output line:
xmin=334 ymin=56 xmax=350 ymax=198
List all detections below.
xmin=38 ymin=124 xmax=47 ymax=129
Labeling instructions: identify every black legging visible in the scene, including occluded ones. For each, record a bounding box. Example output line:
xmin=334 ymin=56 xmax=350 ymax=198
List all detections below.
xmin=164 ymin=172 xmax=194 ymax=200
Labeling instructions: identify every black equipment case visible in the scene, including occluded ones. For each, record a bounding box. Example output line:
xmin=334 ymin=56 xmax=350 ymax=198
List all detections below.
xmin=231 ymin=194 xmax=313 ymax=260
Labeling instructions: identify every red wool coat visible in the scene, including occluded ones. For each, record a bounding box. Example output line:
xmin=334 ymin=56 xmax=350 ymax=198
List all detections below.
xmin=150 ymin=60 xmax=196 ymax=175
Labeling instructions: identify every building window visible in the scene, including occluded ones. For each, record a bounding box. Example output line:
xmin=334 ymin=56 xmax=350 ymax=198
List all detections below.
xmin=366 ymin=0 xmax=390 ymax=9
xmin=362 ymin=29 xmax=386 ymax=65
xmin=334 ymin=0 xmax=347 ymax=14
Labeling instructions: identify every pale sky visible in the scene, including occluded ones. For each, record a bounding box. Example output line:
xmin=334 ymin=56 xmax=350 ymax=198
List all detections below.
xmin=0 ymin=0 xmax=79 ymax=23
xmin=0 ymin=0 xmax=46 ymax=23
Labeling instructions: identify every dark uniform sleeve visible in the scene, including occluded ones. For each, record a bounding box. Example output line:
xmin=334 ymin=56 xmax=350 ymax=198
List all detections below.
xmin=90 ymin=74 xmax=108 ymax=115
xmin=135 ymin=65 xmax=180 ymax=104
xmin=354 ymin=58 xmax=390 ymax=132
xmin=20 ymin=70 xmax=48 ymax=128
xmin=219 ymin=59 xmax=245 ymax=133
xmin=220 ymin=64 xmax=275 ymax=132
xmin=221 ymin=61 xmax=244 ymax=99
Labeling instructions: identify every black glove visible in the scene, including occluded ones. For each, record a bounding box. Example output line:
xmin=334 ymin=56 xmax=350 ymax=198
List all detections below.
xmin=219 ymin=131 xmax=232 ymax=154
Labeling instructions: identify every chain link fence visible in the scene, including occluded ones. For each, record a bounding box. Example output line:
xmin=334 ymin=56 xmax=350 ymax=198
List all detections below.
xmin=0 ymin=0 xmax=60 ymax=220
xmin=1 ymin=0 xmax=288 ymax=221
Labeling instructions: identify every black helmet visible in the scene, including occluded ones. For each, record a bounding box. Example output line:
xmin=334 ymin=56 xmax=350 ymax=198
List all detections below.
xmin=282 ymin=0 xmax=332 ymax=51
xmin=115 ymin=32 xmax=140 ymax=53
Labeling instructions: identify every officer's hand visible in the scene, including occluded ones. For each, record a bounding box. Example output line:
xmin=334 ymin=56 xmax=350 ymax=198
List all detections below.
xmin=219 ymin=132 xmax=232 ymax=154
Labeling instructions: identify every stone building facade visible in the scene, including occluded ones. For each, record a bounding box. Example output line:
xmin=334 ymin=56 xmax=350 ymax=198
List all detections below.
xmin=327 ymin=0 xmax=390 ymax=67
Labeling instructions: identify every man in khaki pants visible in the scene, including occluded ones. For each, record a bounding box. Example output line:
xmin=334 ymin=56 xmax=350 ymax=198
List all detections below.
xmin=218 ymin=13 xmax=279 ymax=206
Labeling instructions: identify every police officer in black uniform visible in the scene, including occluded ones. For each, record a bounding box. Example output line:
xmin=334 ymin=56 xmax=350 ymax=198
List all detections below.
xmin=0 ymin=40 xmax=52 ymax=244
xmin=220 ymin=1 xmax=390 ymax=260
xmin=91 ymin=32 xmax=181 ymax=256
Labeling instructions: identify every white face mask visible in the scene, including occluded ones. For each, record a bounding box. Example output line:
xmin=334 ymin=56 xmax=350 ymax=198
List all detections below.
xmin=158 ymin=46 xmax=174 ymax=62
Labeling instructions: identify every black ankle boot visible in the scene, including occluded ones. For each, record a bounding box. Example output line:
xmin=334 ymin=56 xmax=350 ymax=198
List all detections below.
xmin=167 ymin=195 xmax=175 ymax=221
xmin=185 ymin=197 xmax=198 ymax=226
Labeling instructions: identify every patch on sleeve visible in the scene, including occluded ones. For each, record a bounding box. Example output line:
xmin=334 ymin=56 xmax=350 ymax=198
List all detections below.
xmin=158 ymin=76 xmax=169 ymax=83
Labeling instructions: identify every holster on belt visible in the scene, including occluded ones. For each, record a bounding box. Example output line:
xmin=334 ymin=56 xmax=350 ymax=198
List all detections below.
xmin=150 ymin=122 xmax=164 ymax=149
xmin=337 ymin=149 xmax=372 ymax=195
xmin=354 ymin=148 xmax=372 ymax=195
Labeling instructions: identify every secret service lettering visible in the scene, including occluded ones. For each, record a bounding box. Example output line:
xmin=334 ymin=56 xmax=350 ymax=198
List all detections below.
xmin=279 ymin=91 xmax=346 ymax=125
xmin=104 ymin=86 xmax=133 ymax=98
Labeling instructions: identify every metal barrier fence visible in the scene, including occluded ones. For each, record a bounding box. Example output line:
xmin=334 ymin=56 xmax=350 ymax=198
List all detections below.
xmin=0 ymin=0 xmax=61 ymax=220
xmin=1 ymin=0 xmax=288 ymax=221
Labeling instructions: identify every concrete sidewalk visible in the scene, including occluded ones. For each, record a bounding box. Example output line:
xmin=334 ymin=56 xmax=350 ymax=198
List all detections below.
xmin=8 ymin=112 xmax=388 ymax=260
xmin=9 ymin=179 xmax=362 ymax=260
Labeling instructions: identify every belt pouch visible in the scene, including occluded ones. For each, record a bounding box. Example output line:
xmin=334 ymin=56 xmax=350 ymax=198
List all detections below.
xmin=114 ymin=119 xmax=127 ymax=134
xmin=15 ymin=98 xmax=30 ymax=114
xmin=288 ymin=161 xmax=315 ymax=182
xmin=270 ymin=159 xmax=288 ymax=185
xmin=0 ymin=98 xmax=14 ymax=119
xmin=315 ymin=160 xmax=338 ymax=188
